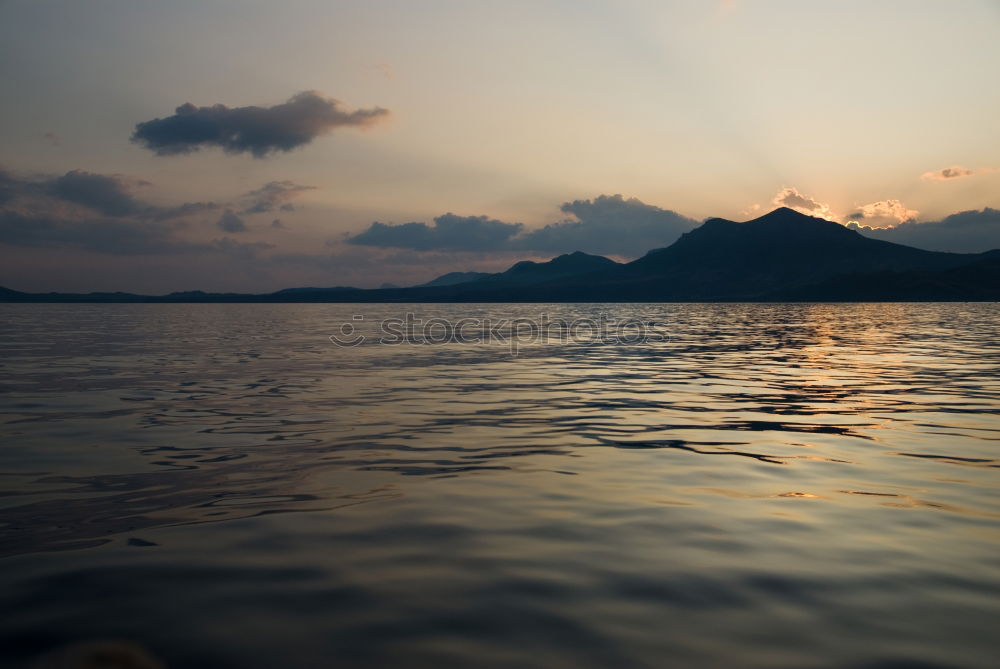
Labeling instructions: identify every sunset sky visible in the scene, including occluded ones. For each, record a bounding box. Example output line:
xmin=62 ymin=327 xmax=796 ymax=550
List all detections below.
xmin=2 ymin=0 xmax=998 ymax=292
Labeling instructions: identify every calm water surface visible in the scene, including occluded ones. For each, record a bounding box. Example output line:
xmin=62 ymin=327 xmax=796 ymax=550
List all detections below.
xmin=1 ymin=303 xmax=998 ymax=668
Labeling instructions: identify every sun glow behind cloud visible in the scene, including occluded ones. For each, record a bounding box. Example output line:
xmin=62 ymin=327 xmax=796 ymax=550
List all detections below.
xmin=770 ymin=187 xmax=839 ymax=222
xmin=1 ymin=1 xmax=999 ymax=292
xmin=847 ymin=200 xmax=919 ymax=229
xmin=760 ymin=187 xmax=922 ymax=231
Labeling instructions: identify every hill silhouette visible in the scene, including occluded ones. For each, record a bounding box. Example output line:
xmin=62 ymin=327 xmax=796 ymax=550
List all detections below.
xmin=418 ymin=271 xmax=493 ymax=288
xmin=3 ymin=209 xmax=997 ymax=302
xmin=484 ymin=251 xmax=619 ymax=284
xmin=551 ymin=207 xmax=977 ymax=301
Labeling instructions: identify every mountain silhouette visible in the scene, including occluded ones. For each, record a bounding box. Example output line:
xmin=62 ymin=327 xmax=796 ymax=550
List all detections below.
xmin=418 ymin=271 xmax=493 ymax=288
xmin=3 ymin=208 xmax=997 ymax=302
xmin=416 ymin=252 xmax=616 ymax=289
xmin=553 ymin=207 xmax=976 ymax=301
xmin=487 ymin=251 xmax=619 ymax=284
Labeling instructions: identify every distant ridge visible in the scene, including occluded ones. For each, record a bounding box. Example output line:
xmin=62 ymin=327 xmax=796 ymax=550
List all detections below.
xmin=600 ymin=207 xmax=976 ymax=300
xmin=3 ymin=209 xmax=998 ymax=302
xmin=418 ymin=272 xmax=492 ymax=288
xmin=486 ymin=251 xmax=619 ymax=284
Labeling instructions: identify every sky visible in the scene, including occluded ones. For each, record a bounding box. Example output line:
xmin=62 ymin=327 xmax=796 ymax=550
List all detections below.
xmin=1 ymin=0 xmax=998 ymax=293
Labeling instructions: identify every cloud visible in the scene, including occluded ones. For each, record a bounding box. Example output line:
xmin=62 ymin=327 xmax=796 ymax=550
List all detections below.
xmin=0 ymin=209 xmax=190 ymax=254
xmin=515 ymin=194 xmax=697 ymax=256
xmin=347 ymin=195 xmax=698 ymax=257
xmin=348 ymin=213 xmax=524 ymax=251
xmin=921 ymin=166 xmax=996 ymax=181
xmin=763 ymin=188 xmax=921 ymax=230
xmin=849 ymin=208 xmax=1000 ymax=253
xmin=771 ymin=187 xmax=838 ymax=221
xmin=1 ymin=168 xmax=217 ymax=221
xmin=216 ymin=210 xmax=247 ymax=233
xmin=209 ymin=237 xmax=275 ymax=259
xmin=847 ymin=199 xmax=919 ymax=229
xmin=0 ymin=168 xmax=21 ymax=205
xmin=149 ymin=201 xmax=219 ymax=221
xmin=0 ymin=208 xmax=267 ymax=258
xmin=131 ymin=91 xmax=389 ymax=158
xmin=241 ymin=180 xmax=315 ymax=214
xmin=0 ymin=166 xmax=264 ymax=256
xmin=47 ymin=170 xmax=145 ymax=217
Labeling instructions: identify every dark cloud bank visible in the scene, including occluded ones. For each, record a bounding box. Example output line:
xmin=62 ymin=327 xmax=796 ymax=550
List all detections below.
xmin=348 ymin=195 xmax=700 ymax=258
xmin=850 ymin=208 xmax=1000 ymax=254
xmin=350 ymin=214 xmax=524 ymax=252
xmin=48 ymin=169 xmax=144 ymax=217
xmin=131 ymin=91 xmax=389 ymax=158
xmin=3 ymin=163 xmax=997 ymax=290
xmin=20 ymin=169 xmax=216 ymax=222
xmin=0 ymin=167 xmax=269 ymax=256
xmin=350 ymin=195 xmax=1000 ymax=258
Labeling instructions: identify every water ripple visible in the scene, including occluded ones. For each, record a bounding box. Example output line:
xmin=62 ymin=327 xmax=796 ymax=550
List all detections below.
xmin=1 ymin=303 xmax=999 ymax=668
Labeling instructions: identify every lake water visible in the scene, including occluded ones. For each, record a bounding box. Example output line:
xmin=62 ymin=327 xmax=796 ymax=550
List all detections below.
xmin=1 ymin=303 xmax=998 ymax=668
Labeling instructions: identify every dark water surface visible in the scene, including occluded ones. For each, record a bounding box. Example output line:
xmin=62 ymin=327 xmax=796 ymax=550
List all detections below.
xmin=1 ymin=303 xmax=998 ymax=668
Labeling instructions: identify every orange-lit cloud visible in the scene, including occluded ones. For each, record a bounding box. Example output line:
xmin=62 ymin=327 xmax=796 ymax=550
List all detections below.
xmin=770 ymin=187 xmax=839 ymax=222
xmin=921 ymin=165 xmax=997 ymax=181
xmin=846 ymin=199 xmax=919 ymax=229
xmin=760 ymin=188 xmax=921 ymax=230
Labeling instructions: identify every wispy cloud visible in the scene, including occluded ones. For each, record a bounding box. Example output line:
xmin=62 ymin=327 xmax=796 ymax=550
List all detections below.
xmin=131 ymin=91 xmax=389 ymax=158
xmin=240 ymin=181 xmax=316 ymax=215
xmin=921 ymin=166 xmax=996 ymax=181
